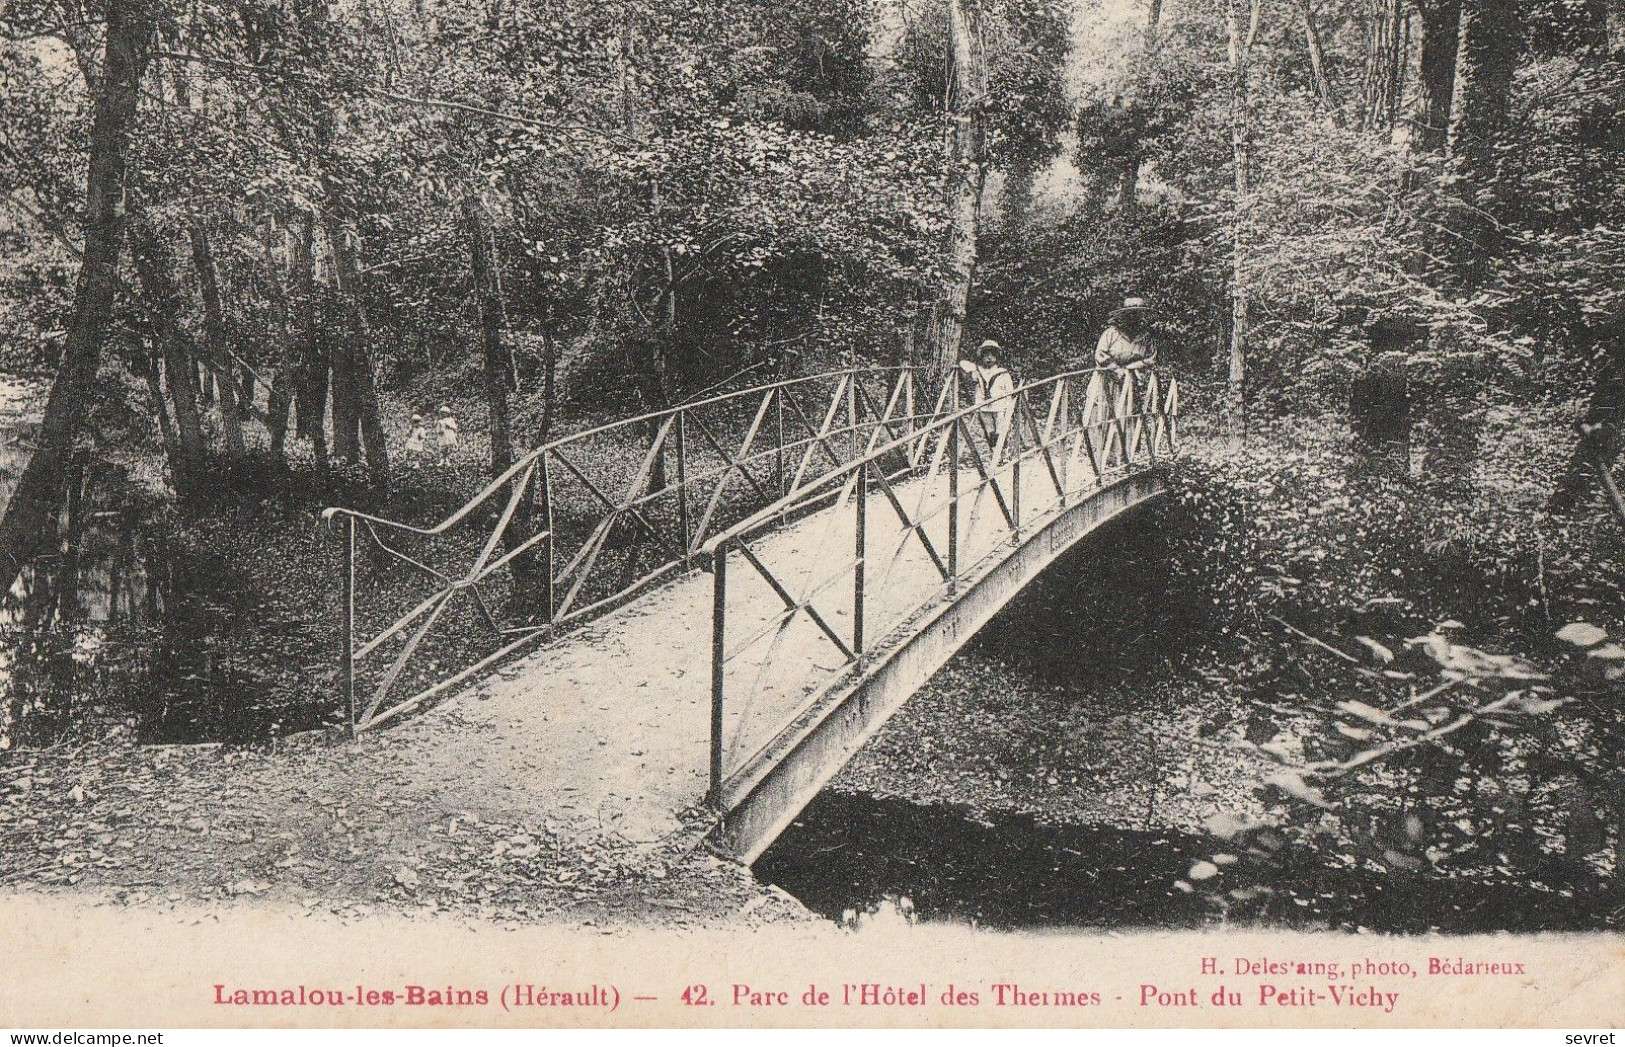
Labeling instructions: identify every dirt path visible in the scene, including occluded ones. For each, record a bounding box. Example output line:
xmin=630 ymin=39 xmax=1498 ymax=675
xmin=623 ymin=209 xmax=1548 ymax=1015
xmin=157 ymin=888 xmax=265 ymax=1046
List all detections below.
xmin=0 ymin=725 xmax=815 ymax=927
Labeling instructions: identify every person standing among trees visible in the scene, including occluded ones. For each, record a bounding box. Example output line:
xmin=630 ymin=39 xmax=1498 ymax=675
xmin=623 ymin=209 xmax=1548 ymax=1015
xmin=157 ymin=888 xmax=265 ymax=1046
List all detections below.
xmin=404 ymin=413 xmax=429 ymax=466
xmin=1090 ymin=297 xmax=1158 ymax=466
xmin=435 ymin=406 xmax=461 ymax=467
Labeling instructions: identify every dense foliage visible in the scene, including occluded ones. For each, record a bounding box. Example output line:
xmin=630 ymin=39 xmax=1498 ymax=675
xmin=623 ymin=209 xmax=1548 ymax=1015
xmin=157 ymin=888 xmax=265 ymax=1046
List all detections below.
xmin=1155 ymin=420 xmax=1625 ymax=919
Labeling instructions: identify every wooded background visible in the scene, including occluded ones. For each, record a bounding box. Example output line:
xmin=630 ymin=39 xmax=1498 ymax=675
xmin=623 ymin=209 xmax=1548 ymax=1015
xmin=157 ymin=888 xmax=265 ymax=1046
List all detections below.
xmin=0 ymin=0 xmax=1620 ymax=597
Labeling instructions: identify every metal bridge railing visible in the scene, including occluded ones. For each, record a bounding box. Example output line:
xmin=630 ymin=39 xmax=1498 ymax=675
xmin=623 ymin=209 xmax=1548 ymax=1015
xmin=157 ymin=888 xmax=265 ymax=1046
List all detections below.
xmin=322 ymin=366 xmax=936 ymax=734
xmin=699 ymin=366 xmax=1180 ymax=803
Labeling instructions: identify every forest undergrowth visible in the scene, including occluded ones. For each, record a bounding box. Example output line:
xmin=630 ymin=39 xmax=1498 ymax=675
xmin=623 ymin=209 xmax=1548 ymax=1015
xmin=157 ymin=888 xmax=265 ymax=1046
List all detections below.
xmin=829 ymin=407 xmax=1625 ymax=930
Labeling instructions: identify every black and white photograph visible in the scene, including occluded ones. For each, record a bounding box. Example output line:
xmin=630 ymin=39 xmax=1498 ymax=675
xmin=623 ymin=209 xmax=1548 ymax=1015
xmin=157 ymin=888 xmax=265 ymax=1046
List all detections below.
xmin=0 ymin=0 xmax=1621 ymax=1032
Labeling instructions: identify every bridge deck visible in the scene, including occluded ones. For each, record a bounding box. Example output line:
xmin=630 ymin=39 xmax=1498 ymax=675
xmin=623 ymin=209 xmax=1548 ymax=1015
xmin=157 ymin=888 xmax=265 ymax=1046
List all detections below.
xmin=391 ymin=454 xmax=1123 ymax=850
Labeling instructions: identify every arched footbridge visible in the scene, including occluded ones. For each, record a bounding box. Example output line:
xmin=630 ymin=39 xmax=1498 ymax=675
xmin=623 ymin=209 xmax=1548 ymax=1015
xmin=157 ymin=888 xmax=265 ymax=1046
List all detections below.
xmin=324 ymin=364 xmax=1181 ymax=861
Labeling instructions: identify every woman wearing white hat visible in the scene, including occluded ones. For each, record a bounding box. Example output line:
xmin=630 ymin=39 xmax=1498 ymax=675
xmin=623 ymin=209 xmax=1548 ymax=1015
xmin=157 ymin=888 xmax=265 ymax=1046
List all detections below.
xmin=1095 ymin=296 xmax=1158 ymax=371
xmin=1089 ymin=298 xmax=1158 ymax=467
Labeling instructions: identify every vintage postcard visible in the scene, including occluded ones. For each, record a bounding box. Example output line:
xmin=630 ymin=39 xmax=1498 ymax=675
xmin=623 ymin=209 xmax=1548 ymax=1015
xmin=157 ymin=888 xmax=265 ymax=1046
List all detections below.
xmin=0 ymin=0 xmax=1621 ymax=1031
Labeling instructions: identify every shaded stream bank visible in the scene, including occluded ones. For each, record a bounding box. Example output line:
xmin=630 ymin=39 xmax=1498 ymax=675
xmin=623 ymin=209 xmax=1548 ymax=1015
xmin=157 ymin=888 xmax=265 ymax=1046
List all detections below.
xmin=0 ymin=380 xmax=341 ymax=748
xmin=0 ymin=472 xmax=337 ymax=747
xmin=754 ymin=515 xmax=1620 ymax=934
xmin=756 ymin=792 xmax=1609 ymax=934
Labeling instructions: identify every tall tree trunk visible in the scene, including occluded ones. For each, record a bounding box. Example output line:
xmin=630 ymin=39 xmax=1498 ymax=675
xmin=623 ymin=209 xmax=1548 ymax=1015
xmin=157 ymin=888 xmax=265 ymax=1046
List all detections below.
xmin=56 ymin=452 xmax=84 ymax=625
xmin=618 ymin=25 xmax=672 ymax=498
xmin=1225 ymin=0 xmax=1261 ymax=442
xmin=326 ymin=218 xmax=391 ymax=485
xmin=1116 ymin=156 xmax=1141 ymax=211
xmin=259 ymin=227 xmax=295 ymax=461
xmin=1301 ymin=0 xmax=1339 ymax=113
xmin=640 ymin=180 xmax=673 ymax=496
xmin=139 ymin=344 xmax=182 ymax=481
xmin=463 ymin=195 xmax=539 ymax=600
xmin=0 ymin=0 xmax=153 ymax=590
xmin=290 ymin=213 xmax=329 ymax=470
xmin=1581 ymin=0 xmax=1610 ymax=53
xmin=267 ymin=372 xmax=293 ymax=458
xmin=537 ymin=325 xmax=559 ymax=445
xmin=932 ymin=0 xmax=987 ymax=378
xmin=1413 ymin=0 xmax=1462 ymax=152
xmin=325 ymin=223 xmax=362 ymax=464
xmin=189 ymin=218 xmax=247 ymax=457
xmin=461 ymin=196 xmax=514 ymax=477
xmin=1447 ymin=0 xmax=1520 ymax=168
xmin=130 ymin=216 xmax=207 ymax=496
xmin=1002 ymin=156 xmax=1039 ymax=233
xmin=1116 ymin=0 xmax=1166 ymax=212
xmin=1363 ymin=0 xmax=1402 ymax=128
xmin=1446 ymin=0 xmax=1521 ymax=280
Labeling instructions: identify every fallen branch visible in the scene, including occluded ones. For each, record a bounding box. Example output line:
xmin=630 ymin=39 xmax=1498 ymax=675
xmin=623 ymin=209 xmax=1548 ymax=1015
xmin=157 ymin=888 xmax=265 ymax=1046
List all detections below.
xmin=1389 ymin=677 xmax=1463 ymax=714
xmin=1269 ymin=614 xmax=1384 ymax=679
xmin=1585 ymin=433 xmax=1625 ymax=531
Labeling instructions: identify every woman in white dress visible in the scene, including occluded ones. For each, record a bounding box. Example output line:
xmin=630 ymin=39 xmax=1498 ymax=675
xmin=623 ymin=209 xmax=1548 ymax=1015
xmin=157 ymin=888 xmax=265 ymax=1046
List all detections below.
xmin=435 ymin=406 xmax=460 ymax=466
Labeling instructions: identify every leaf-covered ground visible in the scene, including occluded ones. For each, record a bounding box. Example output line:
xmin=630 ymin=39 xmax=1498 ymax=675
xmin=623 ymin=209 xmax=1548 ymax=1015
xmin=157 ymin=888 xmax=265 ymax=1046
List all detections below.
xmin=0 ymin=730 xmax=810 ymax=929
xmin=833 ymin=659 xmax=1268 ymax=837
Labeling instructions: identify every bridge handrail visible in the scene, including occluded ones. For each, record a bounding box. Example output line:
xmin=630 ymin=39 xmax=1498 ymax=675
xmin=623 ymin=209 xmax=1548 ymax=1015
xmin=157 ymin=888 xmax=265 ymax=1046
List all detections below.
xmin=321 ymin=358 xmax=1179 ymax=749
xmin=321 ymin=365 xmax=913 ymax=538
xmin=699 ymin=365 xmax=1115 ymax=556
xmin=700 ymin=365 xmax=1180 ymax=801
xmin=325 ymin=363 xmax=932 ymax=734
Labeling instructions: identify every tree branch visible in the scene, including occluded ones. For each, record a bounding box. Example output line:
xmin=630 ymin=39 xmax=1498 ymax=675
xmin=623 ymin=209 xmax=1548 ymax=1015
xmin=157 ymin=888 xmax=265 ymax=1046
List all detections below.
xmin=153 ymin=49 xmax=635 ymax=148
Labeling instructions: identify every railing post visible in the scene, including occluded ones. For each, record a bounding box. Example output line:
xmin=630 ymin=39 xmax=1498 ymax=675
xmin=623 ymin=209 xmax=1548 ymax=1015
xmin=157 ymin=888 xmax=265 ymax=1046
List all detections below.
xmin=775 ymin=389 xmax=786 ymax=499
xmin=342 ymin=514 xmax=357 ymax=739
xmin=540 ymin=453 xmax=556 ymax=623
xmin=1117 ymin=372 xmax=1134 ymax=467
xmin=1143 ymin=376 xmax=1159 ymax=469
xmin=846 ymin=372 xmax=858 ymax=462
xmin=854 ymin=459 xmax=867 ymax=655
xmin=903 ymin=370 xmax=917 ymax=469
xmin=709 ymin=542 xmax=728 ymax=807
xmin=1133 ymin=377 xmax=1142 ymax=462
xmin=948 ymin=417 xmax=960 ymax=591
xmin=676 ymin=412 xmax=691 ymax=555
xmin=1168 ymin=379 xmax=1180 ymax=452
xmin=1011 ymin=396 xmax=1023 ymax=537
xmin=1058 ymin=378 xmax=1070 ymax=504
